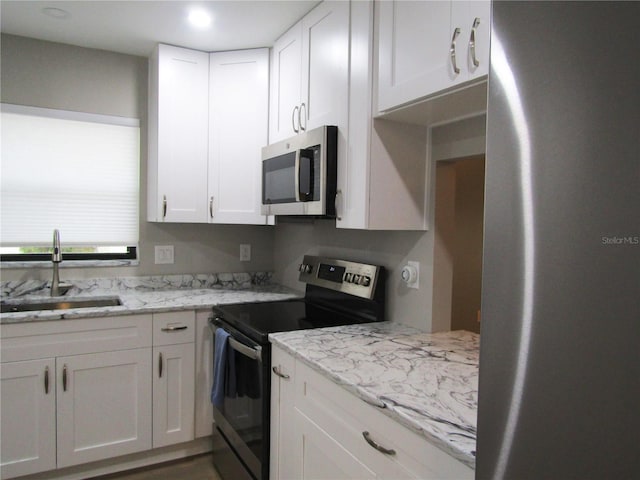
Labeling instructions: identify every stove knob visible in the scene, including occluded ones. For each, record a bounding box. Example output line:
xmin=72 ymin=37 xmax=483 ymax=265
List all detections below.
xmin=298 ymin=263 xmax=305 ymax=272
xmin=361 ymin=276 xmax=371 ymax=286
xmin=344 ymin=273 xmax=352 ymax=282
xmin=304 ymin=264 xmax=313 ymax=274
xmin=352 ymin=274 xmax=360 ymax=284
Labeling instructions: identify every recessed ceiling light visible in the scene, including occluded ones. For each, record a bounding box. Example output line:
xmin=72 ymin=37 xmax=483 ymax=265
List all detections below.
xmin=188 ymin=9 xmax=212 ymax=29
xmin=42 ymin=7 xmax=71 ymax=19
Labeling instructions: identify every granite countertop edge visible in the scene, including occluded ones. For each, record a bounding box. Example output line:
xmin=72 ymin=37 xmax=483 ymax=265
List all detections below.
xmin=1 ymin=284 xmax=302 ymax=324
xmin=269 ymin=324 xmax=478 ymax=469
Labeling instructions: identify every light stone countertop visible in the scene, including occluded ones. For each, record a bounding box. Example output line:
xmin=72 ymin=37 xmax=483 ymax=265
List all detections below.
xmin=0 ymin=273 xmax=301 ymax=323
xmin=269 ymin=322 xmax=479 ymax=469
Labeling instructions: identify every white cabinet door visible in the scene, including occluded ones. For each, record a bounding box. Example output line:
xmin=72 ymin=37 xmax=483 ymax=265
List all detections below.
xmin=0 ymin=359 xmax=56 ymax=479
xmin=149 ymin=44 xmax=209 ymax=222
xmin=208 ymin=49 xmax=271 ymax=225
xmin=377 ymin=0 xmax=490 ymax=112
xmin=56 ymin=349 xmax=152 ymax=468
xmin=300 ymin=0 xmax=350 ymax=132
xmin=153 ymin=342 xmax=195 ymax=448
xmin=269 ymin=24 xmax=303 ymax=143
xmin=269 ymin=345 xmax=296 ymax=480
xmin=269 ymin=1 xmax=349 ymax=143
xmin=451 ymin=1 xmax=491 ymax=83
xmin=378 ymin=0 xmax=452 ymax=112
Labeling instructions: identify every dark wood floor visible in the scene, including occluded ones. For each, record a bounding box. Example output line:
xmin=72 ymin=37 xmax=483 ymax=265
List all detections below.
xmin=94 ymin=454 xmax=222 ymax=480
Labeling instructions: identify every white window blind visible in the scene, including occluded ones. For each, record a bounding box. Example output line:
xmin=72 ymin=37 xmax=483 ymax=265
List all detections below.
xmin=1 ymin=104 xmax=140 ymax=247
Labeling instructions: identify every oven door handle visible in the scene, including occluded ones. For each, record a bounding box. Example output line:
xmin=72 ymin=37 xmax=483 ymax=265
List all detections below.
xmin=229 ymin=337 xmax=262 ymax=362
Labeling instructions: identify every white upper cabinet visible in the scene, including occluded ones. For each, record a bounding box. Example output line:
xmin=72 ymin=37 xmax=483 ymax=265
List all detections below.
xmin=338 ymin=1 xmax=430 ymax=230
xmin=269 ymin=25 xmax=303 ymax=143
xmin=208 ymin=49 xmax=271 ymax=225
xmin=148 ymin=44 xmax=209 ymax=223
xmin=377 ymin=0 xmax=490 ymax=112
xmin=149 ymin=45 xmax=271 ymax=225
xmin=269 ymin=0 xmax=349 ymax=143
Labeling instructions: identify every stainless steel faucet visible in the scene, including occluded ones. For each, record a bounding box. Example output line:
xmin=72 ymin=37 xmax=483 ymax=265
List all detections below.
xmin=51 ymin=229 xmax=62 ymax=296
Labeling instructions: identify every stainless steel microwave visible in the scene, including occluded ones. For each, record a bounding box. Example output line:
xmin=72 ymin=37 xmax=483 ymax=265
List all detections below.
xmin=261 ymin=125 xmax=337 ymax=216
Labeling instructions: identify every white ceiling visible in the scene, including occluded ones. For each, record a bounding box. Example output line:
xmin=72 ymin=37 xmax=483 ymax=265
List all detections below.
xmin=0 ymin=0 xmax=320 ymax=57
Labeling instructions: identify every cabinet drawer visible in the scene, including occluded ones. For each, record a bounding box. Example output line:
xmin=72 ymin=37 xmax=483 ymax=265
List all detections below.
xmin=0 ymin=315 xmax=152 ymax=363
xmin=295 ymin=361 xmax=473 ymax=479
xmin=152 ymin=311 xmax=195 ymax=345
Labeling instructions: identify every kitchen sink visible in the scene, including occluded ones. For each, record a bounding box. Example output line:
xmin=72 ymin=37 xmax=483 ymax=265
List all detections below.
xmin=1 ymin=296 xmax=122 ymax=313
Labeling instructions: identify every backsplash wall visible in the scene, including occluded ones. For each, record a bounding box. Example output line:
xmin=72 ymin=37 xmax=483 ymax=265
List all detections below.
xmin=0 ymin=34 xmax=276 ymax=281
xmin=272 ymin=220 xmax=440 ymax=331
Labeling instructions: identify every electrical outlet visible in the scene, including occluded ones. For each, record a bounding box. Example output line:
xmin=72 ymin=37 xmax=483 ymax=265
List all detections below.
xmin=240 ymin=244 xmax=251 ymax=262
xmin=401 ymin=260 xmax=420 ymax=289
xmin=154 ymin=245 xmax=174 ymax=264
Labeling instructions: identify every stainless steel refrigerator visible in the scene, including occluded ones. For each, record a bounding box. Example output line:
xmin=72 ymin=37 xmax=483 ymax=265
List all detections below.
xmin=477 ymin=2 xmax=640 ymax=479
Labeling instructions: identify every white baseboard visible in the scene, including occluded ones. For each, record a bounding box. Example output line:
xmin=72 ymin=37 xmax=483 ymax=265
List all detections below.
xmin=17 ymin=437 xmax=213 ymax=480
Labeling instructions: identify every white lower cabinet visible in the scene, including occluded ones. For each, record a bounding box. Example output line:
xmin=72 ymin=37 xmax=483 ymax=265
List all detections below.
xmin=56 ymin=349 xmax=152 ymax=468
xmin=152 ymin=311 xmax=196 ymax=448
xmin=270 ymin=344 xmax=474 ymax=480
xmin=0 ymin=312 xmax=197 ymax=480
xmin=269 ymin=344 xmax=296 ymax=480
xmin=0 ymin=358 xmax=56 ymax=478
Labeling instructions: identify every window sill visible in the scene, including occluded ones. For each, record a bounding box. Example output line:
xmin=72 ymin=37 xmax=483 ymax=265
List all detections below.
xmin=1 ymin=259 xmax=140 ymax=269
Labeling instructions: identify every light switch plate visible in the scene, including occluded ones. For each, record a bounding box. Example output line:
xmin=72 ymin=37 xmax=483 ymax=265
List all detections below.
xmin=155 ymin=245 xmax=174 ymax=264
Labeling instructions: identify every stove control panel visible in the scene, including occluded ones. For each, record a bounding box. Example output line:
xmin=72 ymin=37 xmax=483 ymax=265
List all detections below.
xmin=298 ymin=255 xmax=382 ymax=300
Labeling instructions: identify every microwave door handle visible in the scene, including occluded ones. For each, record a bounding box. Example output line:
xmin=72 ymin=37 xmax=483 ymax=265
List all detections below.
xmin=297 ymin=149 xmax=313 ymax=201
xmin=294 ymin=150 xmax=301 ymax=202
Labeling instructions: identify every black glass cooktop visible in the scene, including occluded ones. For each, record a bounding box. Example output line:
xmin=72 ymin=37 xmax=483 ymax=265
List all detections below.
xmin=213 ymin=299 xmax=370 ymax=344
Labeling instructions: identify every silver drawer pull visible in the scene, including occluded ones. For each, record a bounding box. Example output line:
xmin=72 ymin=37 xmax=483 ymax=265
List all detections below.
xmin=272 ymin=366 xmax=290 ymax=379
xmin=161 ymin=325 xmax=188 ymax=332
xmin=362 ymin=431 xmax=396 ymax=455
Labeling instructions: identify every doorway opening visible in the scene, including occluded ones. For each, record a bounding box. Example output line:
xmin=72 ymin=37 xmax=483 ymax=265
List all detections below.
xmin=432 ymin=155 xmax=485 ymax=333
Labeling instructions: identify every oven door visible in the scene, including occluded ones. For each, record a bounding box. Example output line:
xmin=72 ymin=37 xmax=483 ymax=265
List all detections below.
xmin=209 ymin=318 xmax=268 ymax=480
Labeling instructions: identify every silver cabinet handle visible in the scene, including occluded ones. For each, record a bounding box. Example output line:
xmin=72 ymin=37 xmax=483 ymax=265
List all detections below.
xmin=209 ymin=196 xmax=214 ymax=218
xmin=292 ymin=105 xmax=300 ymax=133
xmin=450 ymin=27 xmax=461 ymax=74
xmin=62 ymin=364 xmax=68 ymax=392
xmin=272 ymin=366 xmax=290 ymax=379
xmin=470 ymin=17 xmax=481 ymax=67
xmin=362 ymin=431 xmax=396 ymax=455
xmin=161 ymin=325 xmax=188 ymax=332
xmin=334 ymin=189 xmax=343 ymax=221
xmin=158 ymin=352 xmax=163 ymax=378
xmin=44 ymin=366 xmax=50 ymax=394
xmin=299 ymin=103 xmax=307 ymax=131
xmin=162 ymin=195 xmax=167 ymax=219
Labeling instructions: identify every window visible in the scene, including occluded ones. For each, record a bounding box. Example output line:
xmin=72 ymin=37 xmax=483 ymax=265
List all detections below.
xmin=0 ymin=104 xmax=140 ymax=262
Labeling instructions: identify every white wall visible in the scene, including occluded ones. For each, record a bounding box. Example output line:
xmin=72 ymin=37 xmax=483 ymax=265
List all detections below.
xmin=272 ymin=220 xmax=436 ymax=330
xmin=0 ymin=34 xmax=275 ymax=281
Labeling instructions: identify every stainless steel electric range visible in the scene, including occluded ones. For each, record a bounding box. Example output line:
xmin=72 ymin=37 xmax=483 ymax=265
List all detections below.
xmin=208 ymin=255 xmax=385 ymax=480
